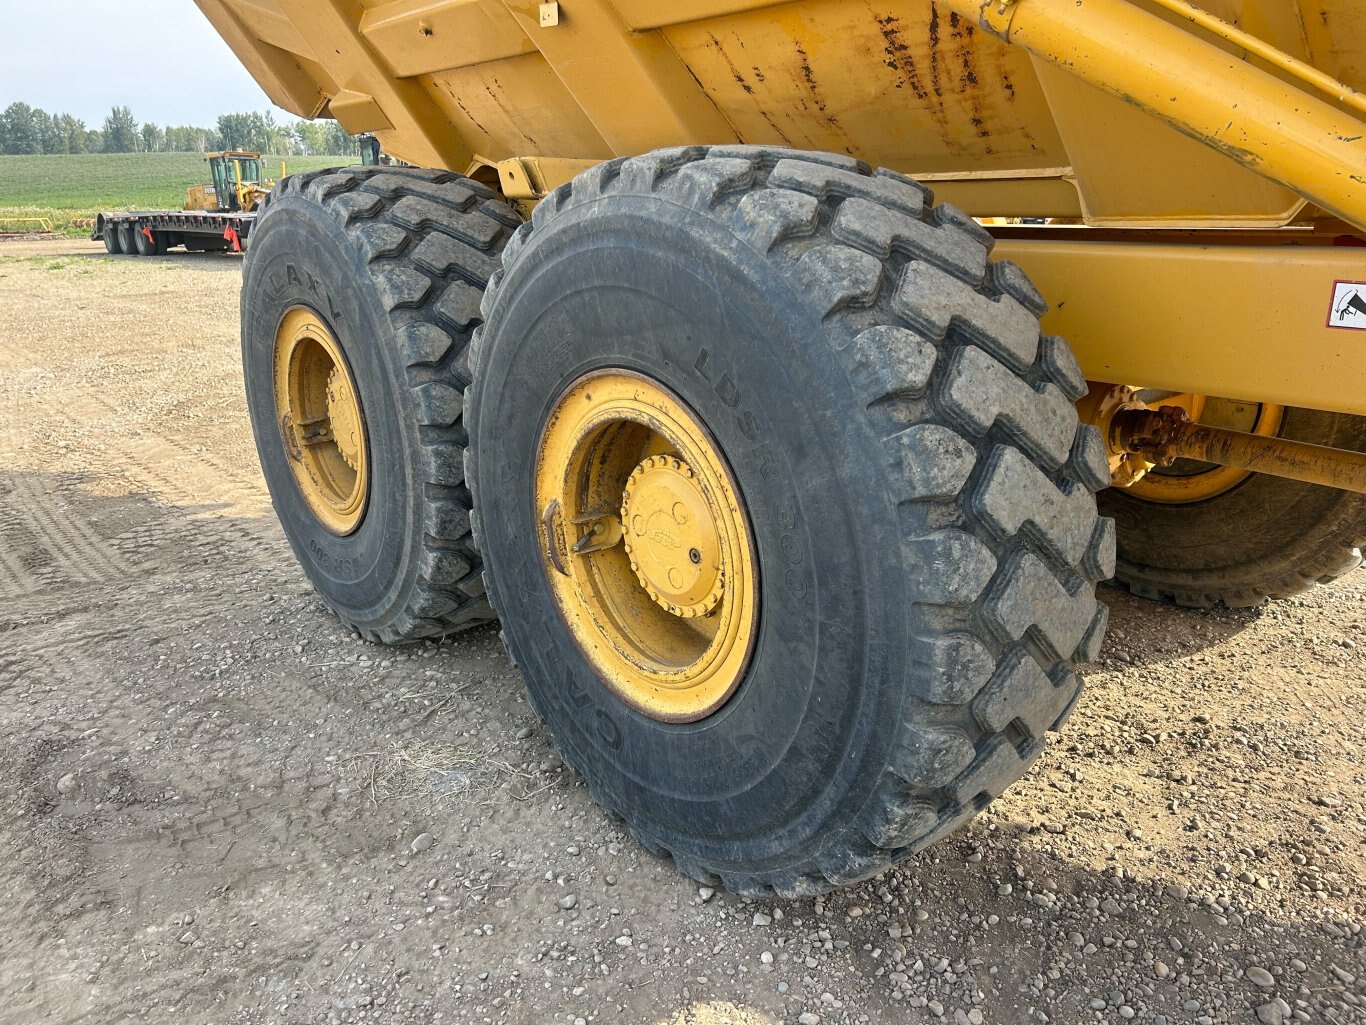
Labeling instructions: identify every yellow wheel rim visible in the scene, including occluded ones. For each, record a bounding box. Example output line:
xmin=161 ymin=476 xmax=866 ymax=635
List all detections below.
xmin=1127 ymin=394 xmax=1285 ymax=504
xmin=534 ymin=371 xmax=758 ymax=723
xmin=273 ymin=307 xmax=369 ymax=535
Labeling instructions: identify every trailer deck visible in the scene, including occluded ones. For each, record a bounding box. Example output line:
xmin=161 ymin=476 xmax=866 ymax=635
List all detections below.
xmin=92 ymin=209 xmax=255 ymax=254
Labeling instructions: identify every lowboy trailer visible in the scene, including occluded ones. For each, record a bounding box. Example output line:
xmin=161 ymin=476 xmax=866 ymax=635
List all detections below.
xmin=91 ymin=209 xmax=251 ymax=256
xmin=91 ymin=150 xmax=272 ymax=256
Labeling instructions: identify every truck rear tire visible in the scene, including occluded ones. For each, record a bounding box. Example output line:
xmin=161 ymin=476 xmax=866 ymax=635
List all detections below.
xmin=467 ymin=146 xmax=1114 ymax=893
xmin=102 ymin=224 xmax=122 ymax=254
xmin=241 ymin=166 xmax=520 ymax=642
xmin=117 ymin=222 xmax=138 ymax=255
xmin=1101 ymin=407 xmax=1366 ymax=606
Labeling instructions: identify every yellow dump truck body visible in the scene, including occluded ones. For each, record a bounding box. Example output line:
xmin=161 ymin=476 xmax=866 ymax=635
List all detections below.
xmin=196 ymin=0 xmax=1364 ymax=226
xmin=196 ymin=0 xmax=1366 ymax=414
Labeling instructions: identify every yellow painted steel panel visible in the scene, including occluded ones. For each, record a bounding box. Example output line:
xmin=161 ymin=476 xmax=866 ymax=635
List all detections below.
xmin=947 ymin=0 xmax=1366 ymax=229
xmin=495 ymin=0 xmax=738 ymax=153
xmin=360 ymin=0 xmax=535 ymax=77
xmin=426 ymin=54 xmax=613 ymax=160
xmin=1298 ymin=0 xmax=1366 ymax=93
xmin=223 ymin=0 xmax=317 ymax=57
xmin=661 ymin=0 xmax=1070 ymax=174
xmin=609 ymin=0 xmax=795 ymax=31
xmin=1031 ymin=61 xmax=1305 ymax=226
xmin=998 ymin=239 xmax=1366 ymax=416
xmin=198 ymin=0 xmax=1366 ymax=227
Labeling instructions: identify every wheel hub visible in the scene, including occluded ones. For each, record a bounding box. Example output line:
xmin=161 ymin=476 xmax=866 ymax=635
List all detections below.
xmin=273 ymin=307 xmax=369 ymax=535
xmin=533 ymin=371 xmax=758 ymax=723
xmin=327 ymin=365 xmax=363 ymax=472
xmin=621 ymin=455 xmax=725 ymax=618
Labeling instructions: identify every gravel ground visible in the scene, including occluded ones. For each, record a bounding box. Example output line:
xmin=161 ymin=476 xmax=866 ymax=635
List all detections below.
xmin=0 ymin=238 xmax=1362 ymax=1025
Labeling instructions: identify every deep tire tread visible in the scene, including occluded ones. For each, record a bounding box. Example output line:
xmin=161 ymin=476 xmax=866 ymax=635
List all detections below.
xmin=467 ymin=147 xmax=1112 ymax=892
xmin=253 ymin=166 xmax=519 ymax=643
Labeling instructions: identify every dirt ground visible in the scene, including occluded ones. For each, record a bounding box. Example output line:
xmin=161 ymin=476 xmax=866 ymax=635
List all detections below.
xmin=0 ymin=238 xmax=1362 ymax=1025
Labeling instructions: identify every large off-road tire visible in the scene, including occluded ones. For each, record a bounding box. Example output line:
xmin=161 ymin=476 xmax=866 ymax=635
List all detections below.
xmin=1101 ymin=408 xmax=1366 ymax=607
xmin=241 ymin=166 xmax=520 ymax=642
xmin=117 ymin=222 xmax=139 ymax=256
xmin=467 ymin=146 xmax=1115 ymax=894
xmin=102 ymin=223 xmax=122 ymax=254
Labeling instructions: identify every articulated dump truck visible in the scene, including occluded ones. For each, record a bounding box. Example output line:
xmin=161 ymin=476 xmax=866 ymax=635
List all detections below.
xmin=195 ymin=0 xmax=1366 ymax=894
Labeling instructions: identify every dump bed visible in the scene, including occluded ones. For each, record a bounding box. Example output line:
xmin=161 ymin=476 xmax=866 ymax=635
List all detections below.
xmin=196 ymin=0 xmax=1366 ymax=229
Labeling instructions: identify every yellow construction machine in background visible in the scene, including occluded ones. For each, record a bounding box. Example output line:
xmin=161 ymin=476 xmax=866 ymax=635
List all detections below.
xmin=183 ymin=150 xmax=274 ymax=213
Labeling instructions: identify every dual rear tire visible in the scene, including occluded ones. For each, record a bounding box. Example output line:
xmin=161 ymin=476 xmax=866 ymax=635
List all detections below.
xmin=240 ymin=166 xmax=519 ymax=641
xmin=116 ymin=222 xmax=138 ymax=255
xmin=240 ymin=147 xmax=1361 ymax=893
xmin=464 ymin=148 xmax=1113 ymax=891
xmin=242 ymin=149 xmax=1113 ymax=892
xmin=104 ymin=221 xmax=166 ymax=256
xmin=132 ymin=224 xmax=165 ymax=256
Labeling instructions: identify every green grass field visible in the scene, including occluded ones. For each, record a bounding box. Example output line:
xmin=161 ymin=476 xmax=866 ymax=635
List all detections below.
xmin=0 ymin=152 xmax=354 ymax=234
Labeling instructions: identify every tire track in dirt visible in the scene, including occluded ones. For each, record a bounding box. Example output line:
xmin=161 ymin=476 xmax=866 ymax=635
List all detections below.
xmin=0 ymin=381 xmax=132 ymax=593
xmin=4 ymin=473 xmax=132 ymax=586
xmin=34 ymin=386 xmax=285 ymax=575
xmin=0 ymin=535 xmax=39 ymax=601
xmin=108 ymin=430 xmax=271 ymax=522
xmin=0 ymin=385 xmax=50 ymax=599
xmin=0 ymin=650 xmax=49 ymax=697
xmin=1 ymin=372 xmax=283 ymax=602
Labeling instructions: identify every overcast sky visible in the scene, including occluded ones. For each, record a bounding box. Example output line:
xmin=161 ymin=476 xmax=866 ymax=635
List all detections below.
xmin=1 ymin=1 xmax=291 ymax=126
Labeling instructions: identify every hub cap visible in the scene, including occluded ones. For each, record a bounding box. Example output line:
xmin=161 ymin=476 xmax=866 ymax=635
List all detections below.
xmin=534 ymin=371 xmax=758 ymax=723
xmin=273 ymin=307 xmax=369 ymax=535
xmin=621 ymin=455 xmax=725 ymax=618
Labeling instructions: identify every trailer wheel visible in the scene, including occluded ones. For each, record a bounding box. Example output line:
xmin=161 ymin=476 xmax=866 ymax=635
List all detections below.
xmin=132 ymin=224 xmax=162 ymax=256
xmin=467 ymin=147 xmax=1114 ymax=893
xmin=117 ymin=222 xmax=138 ymax=256
xmin=241 ymin=167 xmax=520 ymax=643
xmin=1101 ymin=406 xmax=1366 ymax=607
xmin=102 ymin=223 xmax=122 ymax=254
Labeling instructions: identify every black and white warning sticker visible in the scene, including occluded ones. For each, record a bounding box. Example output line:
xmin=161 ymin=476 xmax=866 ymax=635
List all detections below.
xmin=1328 ymin=280 xmax=1366 ymax=330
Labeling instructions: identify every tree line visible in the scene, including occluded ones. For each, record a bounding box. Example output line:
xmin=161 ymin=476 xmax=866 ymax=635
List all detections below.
xmin=0 ymin=103 xmax=357 ymax=156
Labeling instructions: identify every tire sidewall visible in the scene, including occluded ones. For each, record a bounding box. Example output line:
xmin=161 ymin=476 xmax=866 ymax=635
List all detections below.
xmin=475 ymin=197 xmax=904 ymax=866
xmin=241 ymin=197 xmax=421 ymax=629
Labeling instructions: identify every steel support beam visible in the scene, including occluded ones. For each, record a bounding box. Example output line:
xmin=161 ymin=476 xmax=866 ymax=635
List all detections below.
xmin=945 ymin=0 xmax=1366 ymax=230
xmin=996 ymin=238 xmax=1366 ymax=416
